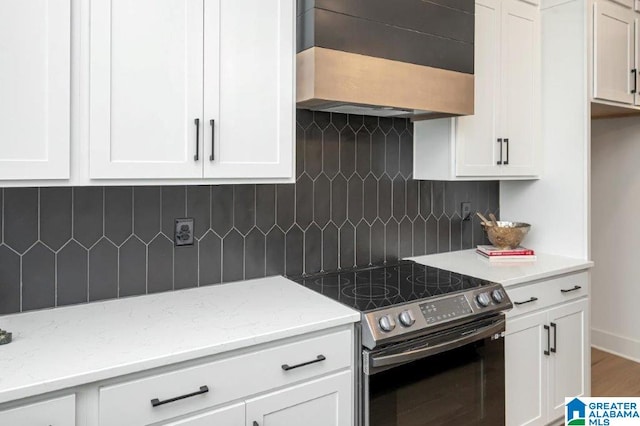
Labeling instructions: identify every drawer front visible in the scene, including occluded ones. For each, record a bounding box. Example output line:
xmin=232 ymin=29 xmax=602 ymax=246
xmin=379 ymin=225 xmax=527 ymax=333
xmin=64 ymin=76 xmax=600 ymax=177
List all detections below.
xmin=505 ymin=272 xmax=588 ymax=318
xmin=0 ymin=395 xmax=75 ymax=426
xmin=99 ymin=329 xmax=352 ymax=426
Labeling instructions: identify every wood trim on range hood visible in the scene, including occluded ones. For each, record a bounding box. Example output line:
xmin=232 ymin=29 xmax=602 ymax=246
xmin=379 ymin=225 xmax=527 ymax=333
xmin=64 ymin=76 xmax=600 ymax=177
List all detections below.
xmin=297 ymin=47 xmax=475 ymax=119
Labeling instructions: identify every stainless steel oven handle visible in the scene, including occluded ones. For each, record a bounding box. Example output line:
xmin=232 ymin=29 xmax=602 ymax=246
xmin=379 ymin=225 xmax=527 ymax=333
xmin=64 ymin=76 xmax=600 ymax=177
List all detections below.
xmin=370 ymin=320 xmax=505 ymax=369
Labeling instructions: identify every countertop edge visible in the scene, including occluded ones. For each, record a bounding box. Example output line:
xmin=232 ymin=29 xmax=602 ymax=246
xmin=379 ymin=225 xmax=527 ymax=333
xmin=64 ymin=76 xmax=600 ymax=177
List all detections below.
xmin=0 ymin=312 xmax=360 ymax=405
xmin=498 ymin=262 xmax=594 ymax=287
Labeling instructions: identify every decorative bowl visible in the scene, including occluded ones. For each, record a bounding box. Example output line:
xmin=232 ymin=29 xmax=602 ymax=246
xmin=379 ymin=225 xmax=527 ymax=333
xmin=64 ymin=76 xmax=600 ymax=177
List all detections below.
xmin=481 ymin=221 xmax=531 ymax=250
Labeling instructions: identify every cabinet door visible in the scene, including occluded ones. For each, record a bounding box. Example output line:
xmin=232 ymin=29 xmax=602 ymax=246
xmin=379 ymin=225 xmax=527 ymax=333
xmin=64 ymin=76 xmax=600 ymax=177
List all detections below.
xmin=547 ymin=299 xmax=588 ymax=421
xmin=90 ymin=0 xmax=204 ymax=179
xmin=163 ymin=402 xmax=244 ymax=426
xmin=505 ymin=311 xmax=548 ymax=426
xmin=501 ymin=0 xmax=540 ymax=176
xmin=203 ymin=0 xmax=294 ymax=179
xmin=246 ymin=371 xmax=352 ymax=426
xmin=593 ymin=0 xmax=635 ymax=104
xmin=455 ymin=0 xmax=502 ymax=177
xmin=0 ymin=0 xmax=70 ymax=180
xmin=0 ymin=395 xmax=75 ymax=426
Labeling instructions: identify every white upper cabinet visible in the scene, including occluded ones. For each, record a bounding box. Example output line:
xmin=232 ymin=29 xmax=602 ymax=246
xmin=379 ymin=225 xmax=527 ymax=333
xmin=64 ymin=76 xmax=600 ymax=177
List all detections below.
xmin=89 ymin=0 xmax=294 ymax=182
xmin=500 ymin=0 xmax=540 ymax=176
xmin=455 ymin=0 xmax=502 ymax=177
xmin=0 ymin=0 xmax=70 ymax=180
xmin=204 ymin=0 xmax=294 ymax=179
xmin=89 ymin=0 xmax=205 ymax=179
xmin=593 ymin=0 xmax=635 ymax=104
xmin=414 ymin=0 xmax=541 ymax=181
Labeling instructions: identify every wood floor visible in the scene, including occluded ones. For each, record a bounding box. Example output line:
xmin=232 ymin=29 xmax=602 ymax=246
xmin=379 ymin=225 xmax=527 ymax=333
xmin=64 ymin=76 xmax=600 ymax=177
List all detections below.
xmin=592 ymin=348 xmax=640 ymax=396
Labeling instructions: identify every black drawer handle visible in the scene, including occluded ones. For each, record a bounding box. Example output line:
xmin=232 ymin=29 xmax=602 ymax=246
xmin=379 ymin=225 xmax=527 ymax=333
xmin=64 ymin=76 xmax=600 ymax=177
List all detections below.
xmin=504 ymin=138 xmax=509 ymax=165
xmin=209 ymin=119 xmax=215 ymax=161
xmin=281 ymin=355 xmax=326 ymax=371
xmin=150 ymin=385 xmax=209 ymax=407
xmin=561 ymin=285 xmax=582 ymax=293
xmin=497 ymin=138 xmax=503 ymax=165
xmin=632 ymin=69 xmax=637 ymax=94
xmin=544 ymin=324 xmax=550 ymax=356
xmin=550 ymin=322 xmax=557 ymax=353
xmin=194 ymin=118 xmax=200 ymax=161
xmin=253 ymin=422 xmax=259 ymax=426
xmin=514 ymin=297 xmax=538 ymax=306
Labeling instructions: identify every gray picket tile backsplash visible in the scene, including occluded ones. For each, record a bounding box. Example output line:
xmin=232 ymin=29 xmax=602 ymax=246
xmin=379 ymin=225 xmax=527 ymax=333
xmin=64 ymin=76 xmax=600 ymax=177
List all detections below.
xmin=0 ymin=111 xmax=499 ymax=314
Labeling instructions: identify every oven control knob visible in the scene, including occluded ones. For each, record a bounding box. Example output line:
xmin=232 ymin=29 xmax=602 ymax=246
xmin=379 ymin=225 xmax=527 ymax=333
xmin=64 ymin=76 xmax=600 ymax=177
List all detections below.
xmin=491 ymin=289 xmax=505 ymax=304
xmin=378 ymin=315 xmax=396 ymax=332
xmin=476 ymin=292 xmax=491 ymax=307
xmin=398 ymin=310 xmax=416 ymax=327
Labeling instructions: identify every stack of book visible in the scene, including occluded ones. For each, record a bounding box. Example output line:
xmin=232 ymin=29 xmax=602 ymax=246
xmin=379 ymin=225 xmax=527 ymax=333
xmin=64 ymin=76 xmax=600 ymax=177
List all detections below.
xmin=476 ymin=245 xmax=536 ymax=262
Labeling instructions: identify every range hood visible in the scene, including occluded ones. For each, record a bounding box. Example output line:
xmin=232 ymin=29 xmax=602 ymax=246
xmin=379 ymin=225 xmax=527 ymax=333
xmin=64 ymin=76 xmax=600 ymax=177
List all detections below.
xmin=296 ymin=0 xmax=475 ymax=119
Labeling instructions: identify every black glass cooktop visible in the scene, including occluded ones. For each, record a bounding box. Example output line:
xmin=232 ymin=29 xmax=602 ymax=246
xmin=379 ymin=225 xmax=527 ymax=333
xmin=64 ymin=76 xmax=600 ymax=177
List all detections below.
xmin=291 ymin=260 xmax=493 ymax=312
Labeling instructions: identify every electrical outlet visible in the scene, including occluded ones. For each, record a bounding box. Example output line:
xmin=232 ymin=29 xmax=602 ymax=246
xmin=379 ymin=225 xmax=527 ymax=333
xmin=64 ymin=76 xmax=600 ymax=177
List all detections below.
xmin=175 ymin=218 xmax=194 ymax=246
xmin=461 ymin=202 xmax=472 ymax=221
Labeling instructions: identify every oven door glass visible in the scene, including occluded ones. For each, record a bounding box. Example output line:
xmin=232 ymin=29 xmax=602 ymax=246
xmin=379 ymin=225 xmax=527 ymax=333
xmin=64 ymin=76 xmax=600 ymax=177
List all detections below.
xmin=365 ymin=318 xmax=505 ymax=426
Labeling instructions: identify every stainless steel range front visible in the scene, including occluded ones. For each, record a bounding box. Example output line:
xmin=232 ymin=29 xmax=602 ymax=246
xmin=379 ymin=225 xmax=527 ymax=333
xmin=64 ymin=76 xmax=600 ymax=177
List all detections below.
xmin=293 ymin=260 xmax=513 ymax=426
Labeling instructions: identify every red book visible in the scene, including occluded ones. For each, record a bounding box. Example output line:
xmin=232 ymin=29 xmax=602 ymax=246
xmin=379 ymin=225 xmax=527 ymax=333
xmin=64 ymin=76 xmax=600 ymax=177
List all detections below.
xmin=476 ymin=245 xmax=535 ymax=256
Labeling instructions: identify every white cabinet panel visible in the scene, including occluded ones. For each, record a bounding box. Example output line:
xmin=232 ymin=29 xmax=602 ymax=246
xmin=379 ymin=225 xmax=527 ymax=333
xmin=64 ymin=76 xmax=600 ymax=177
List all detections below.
xmin=594 ymin=0 xmax=635 ymax=104
xmin=163 ymin=402 xmax=244 ymax=426
xmin=456 ymin=0 xmax=502 ymax=177
xmin=0 ymin=0 xmax=70 ymax=180
xmin=414 ymin=0 xmax=540 ymax=180
xmin=0 ymin=395 xmax=75 ymax=426
xmin=90 ymin=0 xmax=204 ymax=179
xmin=204 ymin=0 xmax=294 ymax=179
xmin=505 ymin=273 xmax=589 ymax=426
xmin=501 ymin=0 xmax=540 ymax=176
xmin=547 ymin=299 xmax=587 ymax=421
xmin=246 ymin=371 xmax=352 ymax=426
xmin=506 ymin=311 xmax=547 ymax=426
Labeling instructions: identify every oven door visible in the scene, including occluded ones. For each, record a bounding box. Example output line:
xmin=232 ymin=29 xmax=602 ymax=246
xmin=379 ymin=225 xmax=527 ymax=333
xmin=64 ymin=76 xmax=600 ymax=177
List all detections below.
xmin=362 ymin=315 xmax=505 ymax=426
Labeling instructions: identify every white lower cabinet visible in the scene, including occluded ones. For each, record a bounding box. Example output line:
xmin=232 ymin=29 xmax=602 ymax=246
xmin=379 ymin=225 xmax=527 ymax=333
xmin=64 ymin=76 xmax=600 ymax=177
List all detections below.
xmin=246 ymin=371 xmax=352 ymax=426
xmin=0 ymin=394 xmax=75 ymax=426
xmin=505 ymin=274 xmax=589 ymax=426
xmin=162 ymin=402 xmax=245 ymax=426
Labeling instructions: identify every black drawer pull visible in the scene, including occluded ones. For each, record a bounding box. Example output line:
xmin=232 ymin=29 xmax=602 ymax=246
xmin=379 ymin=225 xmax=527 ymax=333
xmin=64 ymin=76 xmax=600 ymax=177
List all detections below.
xmin=209 ymin=119 xmax=215 ymax=161
xmin=194 ymin=118 xmax=200 ymax=161
xmin=561 ymin=285 xmax=582 ymax=293
xmin=544 ymin=324 xmax=550 ymax=356
xmin=150 ymin=385 xmax=209 ymax=407
xmin=497 ymin=138 xmax=503 ymax=165
xmin=514 ymin=297 xmax=538 ymax=306
xmin=281 ymin=355 xmax=326 ymax=371
xmin=253 ymin=422 xmax=259 ymax=426
xmin=504 ymin=138 xmax=509 ymax=165
xmin=550 ymin=322 xmax=557 ymax=353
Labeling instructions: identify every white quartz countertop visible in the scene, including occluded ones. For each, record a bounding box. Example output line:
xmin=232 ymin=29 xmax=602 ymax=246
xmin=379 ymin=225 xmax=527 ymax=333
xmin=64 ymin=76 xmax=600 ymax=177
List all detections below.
xmin=407 ymin=249 xmax=593 ymax=287
xmin=0 ymin=276 xmax=359 ymax=404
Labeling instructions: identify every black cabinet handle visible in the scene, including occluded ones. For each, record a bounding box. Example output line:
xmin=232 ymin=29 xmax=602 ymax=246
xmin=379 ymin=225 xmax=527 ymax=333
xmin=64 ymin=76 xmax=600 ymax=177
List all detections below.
xmin=150 ymin=385 xmax=209 ymax=407
xmin=550 ymin=322 xmax=557 ymax=353
xmin=281 ymin=354 xmax=326 ymax=371
xmin=209 ymin=119 xmax=215 ymax=161
xmin=561 ymin=285 xmax=582 ymax=293
xmin=504 ymin=138 xmax=509 ymax=165
xmin=253 ymin=422 xmax=259 ymax=426
xmin=194 ymin=118 xmax=200 ymax=161
xmin=632 ymin=69 xmax=637 ymax=94
xmin=514 ymin=297 xmax=538 ymax=306
xmin=497 ymin=138 xmax=503 ymax=165
xmin=544 ymin=325 xmax=550 ymax=356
